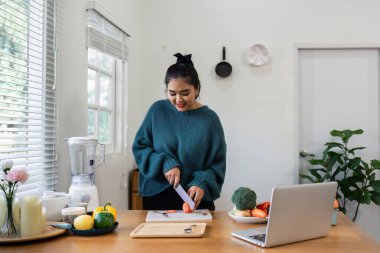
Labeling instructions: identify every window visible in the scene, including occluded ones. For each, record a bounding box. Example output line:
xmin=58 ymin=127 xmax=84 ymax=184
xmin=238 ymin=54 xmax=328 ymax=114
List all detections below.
xmin=86 ymin=6 xmax=129 ymax=155
xmin=0 ymin=0 xmax=58 ymax=194
xmin=87 ymin=48 xmax=115 ymax=146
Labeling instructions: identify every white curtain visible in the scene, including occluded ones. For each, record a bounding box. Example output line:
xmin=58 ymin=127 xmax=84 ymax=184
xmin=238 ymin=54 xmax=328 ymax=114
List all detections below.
xmin=87 ymin=9 xmax=129 ymax=61
xmin=0 ymin=0 xmax=58 ymax=194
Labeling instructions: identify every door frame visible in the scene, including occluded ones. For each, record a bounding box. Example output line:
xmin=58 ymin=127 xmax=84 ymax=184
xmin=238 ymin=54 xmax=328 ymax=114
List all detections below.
xmin=293 ymin=43 xmax=380 ymax=179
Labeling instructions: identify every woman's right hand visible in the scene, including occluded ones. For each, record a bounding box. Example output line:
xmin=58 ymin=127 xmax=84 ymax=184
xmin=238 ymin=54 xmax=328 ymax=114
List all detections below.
xmin=164 ymin=167 xmax=180 ymax=188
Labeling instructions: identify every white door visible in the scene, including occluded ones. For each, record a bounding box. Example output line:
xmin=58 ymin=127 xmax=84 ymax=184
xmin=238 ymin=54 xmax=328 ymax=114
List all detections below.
xmin=298 ymin=48 xmax=380 ymax=241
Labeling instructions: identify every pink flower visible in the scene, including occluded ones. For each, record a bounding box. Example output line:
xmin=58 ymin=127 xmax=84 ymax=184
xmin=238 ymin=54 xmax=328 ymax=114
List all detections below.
xmin=6 ymin=167 xmax=29 ymax=183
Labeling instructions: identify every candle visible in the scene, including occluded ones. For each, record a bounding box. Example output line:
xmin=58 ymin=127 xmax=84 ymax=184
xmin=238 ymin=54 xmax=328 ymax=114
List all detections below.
xmin=41 ymin=207 xmax=46 ymax=232
xmin=13 ymin=197 xmax=20 ymax=231
xmin=20 ymin=195 xmax=43 ymax=237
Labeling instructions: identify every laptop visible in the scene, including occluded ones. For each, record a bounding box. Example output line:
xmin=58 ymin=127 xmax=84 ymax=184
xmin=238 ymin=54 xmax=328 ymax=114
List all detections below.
xmin=231 ymin=182 xmax=337 ymax=247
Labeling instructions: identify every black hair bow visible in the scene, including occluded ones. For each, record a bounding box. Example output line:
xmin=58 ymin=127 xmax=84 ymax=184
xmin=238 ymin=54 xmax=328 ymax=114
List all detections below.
xmin=174 ymin=53 xmax=194 ymax=66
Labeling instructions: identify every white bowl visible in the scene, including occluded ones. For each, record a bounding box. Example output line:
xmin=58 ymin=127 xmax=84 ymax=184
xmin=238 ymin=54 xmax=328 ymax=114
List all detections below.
xmin=41 ymin=192 xmax=71 ymax=221
xmin=228 ymin=211 xmax=268 ymax=224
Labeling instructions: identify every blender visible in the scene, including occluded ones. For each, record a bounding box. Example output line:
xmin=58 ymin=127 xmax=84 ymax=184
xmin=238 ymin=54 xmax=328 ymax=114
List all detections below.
xmin=66 ymin=137 xmax=105 ymax=212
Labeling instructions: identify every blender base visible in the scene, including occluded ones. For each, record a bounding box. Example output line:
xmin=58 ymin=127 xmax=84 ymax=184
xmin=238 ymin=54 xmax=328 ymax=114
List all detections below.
xmin=69 ymin=184 xmax=99 ymax=212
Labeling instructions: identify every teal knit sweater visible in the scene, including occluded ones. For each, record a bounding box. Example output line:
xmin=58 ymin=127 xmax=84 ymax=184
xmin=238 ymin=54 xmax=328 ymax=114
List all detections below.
xmin=132 ymin=99 xmax=227 ymax=202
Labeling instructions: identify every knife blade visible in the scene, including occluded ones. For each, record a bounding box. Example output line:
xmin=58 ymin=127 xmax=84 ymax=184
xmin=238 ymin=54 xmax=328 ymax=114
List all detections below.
xmin=49 ymin=223 xmax=72 ymax=229
xmin=174 ymin=184 xmax=195 ymax=210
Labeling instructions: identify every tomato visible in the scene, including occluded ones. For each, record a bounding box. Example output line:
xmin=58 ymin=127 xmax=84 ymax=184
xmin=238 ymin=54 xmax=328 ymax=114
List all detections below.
xmin=251 ymin=208 xmax=267 ymax=218
xmin=93 ymin=203 xmax=117 ymax=220
xmin=94 ymin=212 xmax=115 ymax=229
xmin=334 ymin=199 xmax=339 ymax=209
xmin=182 ymin=202 xmax=193 ymax=213
xmin=256 ymin=201 xmax=270 ymax=214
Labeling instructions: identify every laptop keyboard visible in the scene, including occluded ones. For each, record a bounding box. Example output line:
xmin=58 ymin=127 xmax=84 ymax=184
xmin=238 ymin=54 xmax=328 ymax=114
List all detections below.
xmin=249 ymin=234 xmax=266 ymax=243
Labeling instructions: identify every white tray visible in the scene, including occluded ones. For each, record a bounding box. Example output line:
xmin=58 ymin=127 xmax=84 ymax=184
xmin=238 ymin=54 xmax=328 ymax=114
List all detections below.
xmin=146 ymin=209 xmax=212 ymax=222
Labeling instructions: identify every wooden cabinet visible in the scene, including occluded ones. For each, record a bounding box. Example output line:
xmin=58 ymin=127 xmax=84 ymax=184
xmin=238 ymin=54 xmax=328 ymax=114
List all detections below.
xmin=130 ymin=169 xmax=143 ymax=210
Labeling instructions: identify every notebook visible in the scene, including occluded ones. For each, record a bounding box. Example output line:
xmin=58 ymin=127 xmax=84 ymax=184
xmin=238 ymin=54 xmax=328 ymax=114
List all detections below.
xmin=231 ymin=182 xmax=337 ymax=247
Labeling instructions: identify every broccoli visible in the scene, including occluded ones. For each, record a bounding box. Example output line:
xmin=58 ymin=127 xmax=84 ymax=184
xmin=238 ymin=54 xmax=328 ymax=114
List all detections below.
xmin=231 ymin=187 xmax=257 ymax=210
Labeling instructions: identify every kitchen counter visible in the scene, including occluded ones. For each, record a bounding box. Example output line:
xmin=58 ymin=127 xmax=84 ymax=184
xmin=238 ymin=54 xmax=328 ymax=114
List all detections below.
xmin=1 ymin=211 xmax=379 ymax=253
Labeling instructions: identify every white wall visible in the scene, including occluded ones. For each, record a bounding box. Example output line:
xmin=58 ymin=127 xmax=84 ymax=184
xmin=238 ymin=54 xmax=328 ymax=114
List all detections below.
xmin=57 ymin=0 xmax=380 ymax=242
xmin=139 ymin=0 xmax=380 ymax=241
xmin=57 ymin=0 xmax=141 ymax=210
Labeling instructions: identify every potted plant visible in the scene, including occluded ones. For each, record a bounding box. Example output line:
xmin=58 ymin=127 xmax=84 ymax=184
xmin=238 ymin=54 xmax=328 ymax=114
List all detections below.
xmin=300 ymin=129 xmax=380 ymax=221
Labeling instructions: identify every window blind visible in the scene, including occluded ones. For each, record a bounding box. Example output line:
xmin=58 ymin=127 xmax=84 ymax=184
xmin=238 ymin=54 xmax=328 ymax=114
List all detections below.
xmin=87 ymin=9 xmax=129 ymax=61
xmin=0 ymin=0 xmax=58 ymax=194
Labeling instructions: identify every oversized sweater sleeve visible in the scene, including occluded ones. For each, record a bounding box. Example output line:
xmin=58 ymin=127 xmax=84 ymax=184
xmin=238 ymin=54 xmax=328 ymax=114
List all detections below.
xmin=188 ymin=114 xmax=227 ymax=201
xmin=132 ymin=104 xmax=180 ymax=179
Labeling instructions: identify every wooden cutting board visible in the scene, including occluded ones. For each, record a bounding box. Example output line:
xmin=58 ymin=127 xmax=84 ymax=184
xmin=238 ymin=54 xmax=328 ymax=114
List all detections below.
xmin=130 ymin=222 xmax=207 ymax=238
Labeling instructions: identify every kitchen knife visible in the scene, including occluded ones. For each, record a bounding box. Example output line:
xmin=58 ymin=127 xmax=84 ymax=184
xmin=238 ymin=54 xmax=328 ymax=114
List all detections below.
xmin=49 ymin=223 xmax=72 ymax=229
xmin=174 ymin=184 xmax=195 ymax=210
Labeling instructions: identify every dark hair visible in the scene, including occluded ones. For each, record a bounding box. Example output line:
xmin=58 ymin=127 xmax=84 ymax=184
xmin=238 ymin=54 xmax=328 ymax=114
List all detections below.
xmin=165 ymin=53 xmax=201 ymax=98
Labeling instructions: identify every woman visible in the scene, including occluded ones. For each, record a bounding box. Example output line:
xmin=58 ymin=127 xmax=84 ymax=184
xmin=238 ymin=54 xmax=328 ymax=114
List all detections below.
xmin=132 ymin=53 xmax=226 ymax=210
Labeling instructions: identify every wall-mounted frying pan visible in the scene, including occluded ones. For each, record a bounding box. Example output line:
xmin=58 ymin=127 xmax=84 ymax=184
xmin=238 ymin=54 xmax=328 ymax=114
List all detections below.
xmin=215 ymin=47 xmax=232 ymax=78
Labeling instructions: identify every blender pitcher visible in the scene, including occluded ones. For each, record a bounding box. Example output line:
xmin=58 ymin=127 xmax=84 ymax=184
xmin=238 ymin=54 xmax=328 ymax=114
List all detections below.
xmin=66 ymin=137 xmax=105 ymax=185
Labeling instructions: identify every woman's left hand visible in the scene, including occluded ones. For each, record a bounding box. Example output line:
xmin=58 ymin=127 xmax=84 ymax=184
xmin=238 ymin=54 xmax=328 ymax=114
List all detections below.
xmin=188 ymin=186 xmax=204 ymax=209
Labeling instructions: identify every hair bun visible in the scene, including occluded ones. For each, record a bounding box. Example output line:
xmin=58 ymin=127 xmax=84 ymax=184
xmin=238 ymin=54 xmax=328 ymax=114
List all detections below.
xmin=174 ymin=53 xmax=194 ymax=66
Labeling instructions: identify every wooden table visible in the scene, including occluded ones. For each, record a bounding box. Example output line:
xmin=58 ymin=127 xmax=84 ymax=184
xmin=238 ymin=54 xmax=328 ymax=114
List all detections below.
xmin=1 ymin=211 xmax=379 ymax=253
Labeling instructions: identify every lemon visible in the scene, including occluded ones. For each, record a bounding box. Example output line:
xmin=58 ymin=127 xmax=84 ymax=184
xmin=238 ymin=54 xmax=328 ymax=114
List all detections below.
xmin=73 ymin=215 xmax=94 ymax=230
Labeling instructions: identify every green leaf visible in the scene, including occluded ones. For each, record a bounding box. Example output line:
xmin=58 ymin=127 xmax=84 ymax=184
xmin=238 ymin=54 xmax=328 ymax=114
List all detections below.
xmin=361 ymin=161 xmax=371 ymax=175
xmin=369 ymin=180 xmax=380 ymax=192
xmin=331 ymin=168 xmax=342 ymax=179
xmin=348 ymin=147 xmax=366 ymax=155
xmin=309 ymin=169 xmax=324 ymax=181
xmin=299 ymin=174 xmax=316 ymax=183
xmin=331 ymin=129 xmax=363 ymax=144
xmin=370 ymin=191 xmax=380 ymax=206
xmin=322 ymin=149 xmax=330 ymax=161
xmin=352 ymin=167 xmax=365 ymax=178
xmin=363 ymin=189 xmax=371 ymax=204
xmin=308 ymin=159 xmax=326 ymax=166
xmin=339 ymin=182 xmax=350 ymax=197
xmin=348 ymin=175 xmax=365 ymax=183
xmin=330 ymin=130 xmax=345 ymax=138
xmin=371 ymin=159 xmax=380 ymax=169
xmin=325 ymin=142 xmax=344 ymax=149
xmin=329 ymin=152 xmax=343 ymax=165
xmin=351 ymin=129 xmax=364 ymax=135
xmin=352 ymin=188 xmax=362 ymax=202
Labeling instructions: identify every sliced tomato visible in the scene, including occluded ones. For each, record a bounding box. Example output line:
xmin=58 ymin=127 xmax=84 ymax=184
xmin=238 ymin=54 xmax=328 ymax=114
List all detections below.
xmin=182 ymin=202 xmax=193 ymax=213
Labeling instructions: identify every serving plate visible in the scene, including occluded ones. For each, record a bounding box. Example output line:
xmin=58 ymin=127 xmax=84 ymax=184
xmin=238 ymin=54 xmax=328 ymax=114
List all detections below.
xmin=228 ymin=211 xmax=267 ymax=224
xmin=70 ymin=222 xmax=118 ymax=236
xmin=0 ymin=223 xmax=66 ymax=244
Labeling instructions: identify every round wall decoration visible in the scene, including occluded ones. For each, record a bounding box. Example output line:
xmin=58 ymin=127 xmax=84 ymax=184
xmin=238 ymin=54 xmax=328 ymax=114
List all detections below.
xmin=248 ymin=44 xmax=269 ymax=66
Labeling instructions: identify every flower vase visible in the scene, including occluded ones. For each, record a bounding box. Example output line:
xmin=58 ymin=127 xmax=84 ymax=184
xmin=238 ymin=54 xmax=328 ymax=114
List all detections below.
xmin=1 ymin=195 xmax=19 ymax=238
